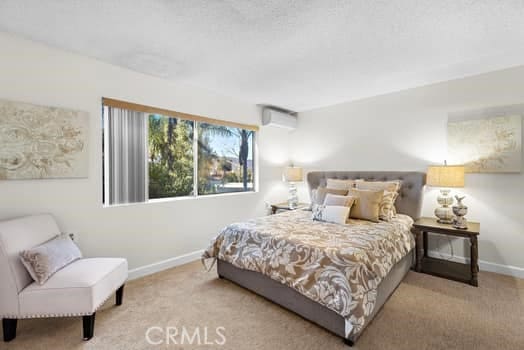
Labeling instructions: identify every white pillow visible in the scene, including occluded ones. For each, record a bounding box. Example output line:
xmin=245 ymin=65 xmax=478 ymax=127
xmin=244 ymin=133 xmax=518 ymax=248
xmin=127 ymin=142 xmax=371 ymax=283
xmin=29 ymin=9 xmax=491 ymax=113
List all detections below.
xmin=323 ymin=193 xmax=356 ymax=208
xmin=326 ymin=178 xmax=355 ymax=191
xmin=312 ymin=205 xmax=351 ymax=225
xmin=312 ymin=187 xmax=349 ymax=205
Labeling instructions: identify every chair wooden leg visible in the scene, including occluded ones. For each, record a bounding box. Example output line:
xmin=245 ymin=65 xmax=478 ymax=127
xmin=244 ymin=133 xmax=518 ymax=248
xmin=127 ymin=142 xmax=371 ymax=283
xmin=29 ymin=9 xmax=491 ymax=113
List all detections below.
xmin=82 ymin=313 xmax=96 ymax=341
xmin=116 ymin=284 xmax=125 ymax=306
xmin=2 ymin=318 xmax=17 ymax=342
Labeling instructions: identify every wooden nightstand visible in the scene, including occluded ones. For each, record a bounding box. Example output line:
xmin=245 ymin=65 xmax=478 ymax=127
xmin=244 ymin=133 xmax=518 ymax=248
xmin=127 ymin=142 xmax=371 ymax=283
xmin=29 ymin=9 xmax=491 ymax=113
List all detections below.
xmin=412 ymin=217 xmax=480 ymax=287
xmin=270 ymin=202 xmax=309 ymax=215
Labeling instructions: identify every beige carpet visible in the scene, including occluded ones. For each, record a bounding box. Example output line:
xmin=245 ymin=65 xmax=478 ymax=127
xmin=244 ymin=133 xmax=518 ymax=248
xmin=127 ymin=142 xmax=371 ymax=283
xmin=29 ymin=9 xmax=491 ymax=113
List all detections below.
xmin=3 ymin=261 xmax=524 ymax=350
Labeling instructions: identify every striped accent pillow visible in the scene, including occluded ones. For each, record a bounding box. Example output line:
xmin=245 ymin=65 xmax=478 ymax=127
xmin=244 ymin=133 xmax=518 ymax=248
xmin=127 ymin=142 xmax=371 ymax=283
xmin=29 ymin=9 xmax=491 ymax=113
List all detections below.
xmin=379 ymin=190 xmax=399 ymax=222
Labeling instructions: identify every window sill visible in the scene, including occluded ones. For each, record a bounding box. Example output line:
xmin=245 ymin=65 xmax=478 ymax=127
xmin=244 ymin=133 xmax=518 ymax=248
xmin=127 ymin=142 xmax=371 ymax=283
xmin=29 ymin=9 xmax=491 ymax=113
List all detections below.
xmin=103 ymin=190 xmax=257 ymax=208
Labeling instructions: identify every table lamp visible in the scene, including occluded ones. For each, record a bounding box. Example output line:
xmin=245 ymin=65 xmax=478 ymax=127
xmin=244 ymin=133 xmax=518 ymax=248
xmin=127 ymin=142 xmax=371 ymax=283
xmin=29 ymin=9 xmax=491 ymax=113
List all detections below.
xmin=283 ymin=166 xmax=303 ymax=209
xmin=426 ymin=164 xmax=465 ymax=224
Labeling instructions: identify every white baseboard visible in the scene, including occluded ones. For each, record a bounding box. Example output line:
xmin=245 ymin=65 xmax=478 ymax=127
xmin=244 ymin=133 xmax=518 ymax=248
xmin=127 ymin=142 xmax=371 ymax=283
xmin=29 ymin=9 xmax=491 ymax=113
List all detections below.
xmin=428 ymin=250 xmax=524 ymax=279
xmin=127 ymin=248 xmax=524 ymax=281
xmin=128 ymin=249 xmax=204 ymax=280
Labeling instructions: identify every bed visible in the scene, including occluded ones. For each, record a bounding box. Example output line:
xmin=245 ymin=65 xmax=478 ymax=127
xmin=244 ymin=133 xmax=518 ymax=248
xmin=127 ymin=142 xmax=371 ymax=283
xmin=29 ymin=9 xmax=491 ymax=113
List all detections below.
xmin=203 ymin=171 xmax=426 ymax=346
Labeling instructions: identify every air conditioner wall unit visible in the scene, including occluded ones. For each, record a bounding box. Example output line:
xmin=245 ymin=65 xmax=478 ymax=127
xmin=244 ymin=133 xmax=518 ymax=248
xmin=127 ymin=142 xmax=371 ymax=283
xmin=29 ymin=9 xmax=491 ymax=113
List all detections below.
xmin=262 ymin=108 xmax=297 ymax=130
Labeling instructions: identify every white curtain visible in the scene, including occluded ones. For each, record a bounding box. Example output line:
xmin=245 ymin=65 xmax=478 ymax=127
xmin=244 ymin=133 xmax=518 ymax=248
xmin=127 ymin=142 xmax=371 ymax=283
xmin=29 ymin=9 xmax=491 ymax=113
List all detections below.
xmin=107 ymin=107 xmax=147 ymax=205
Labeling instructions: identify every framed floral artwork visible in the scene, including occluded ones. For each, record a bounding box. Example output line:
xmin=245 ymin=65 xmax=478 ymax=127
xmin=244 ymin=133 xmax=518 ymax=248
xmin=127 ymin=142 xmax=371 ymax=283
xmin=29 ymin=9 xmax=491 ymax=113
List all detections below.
xmin=448 ymin=108 xmax=522 ymax=173
xmin=0 ymin=99 xmax=89 ymax=179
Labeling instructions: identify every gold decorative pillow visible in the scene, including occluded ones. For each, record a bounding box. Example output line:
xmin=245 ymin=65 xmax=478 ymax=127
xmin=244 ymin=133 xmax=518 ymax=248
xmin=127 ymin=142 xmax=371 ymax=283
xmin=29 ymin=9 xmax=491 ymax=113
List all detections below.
xmin=355 ymin=180 xmax=401 ymax=193
xmin=323 ymin=193 xmax=356 ymax=207
xmin=356 ymin=180 xmax=401 ymax=221
xmin=347 ymin=189 xmax=384 ymax=223
xmin=326 ymin=178 xmax=356 ymax=191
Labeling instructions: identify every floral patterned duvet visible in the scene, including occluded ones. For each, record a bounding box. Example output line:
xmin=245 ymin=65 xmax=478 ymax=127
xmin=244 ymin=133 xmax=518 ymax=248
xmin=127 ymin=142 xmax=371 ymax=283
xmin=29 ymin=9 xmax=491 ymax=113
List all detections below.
xmin=202 ymin=209 xmax=414 ymax=335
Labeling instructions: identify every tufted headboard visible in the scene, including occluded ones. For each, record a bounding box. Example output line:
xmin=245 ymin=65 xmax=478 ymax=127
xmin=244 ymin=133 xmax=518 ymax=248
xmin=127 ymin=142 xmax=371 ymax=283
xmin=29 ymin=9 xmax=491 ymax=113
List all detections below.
xmin=307 ymin=171 xmax=427 ymax=220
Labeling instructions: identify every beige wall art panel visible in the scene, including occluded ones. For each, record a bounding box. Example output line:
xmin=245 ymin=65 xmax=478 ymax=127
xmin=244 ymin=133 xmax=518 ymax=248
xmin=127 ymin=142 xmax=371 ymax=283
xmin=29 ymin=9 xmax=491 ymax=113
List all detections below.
xmin=448 ymin=114 xmax=522 ymax=173
xmin=0 ymin=99 xmax=89 ymax=179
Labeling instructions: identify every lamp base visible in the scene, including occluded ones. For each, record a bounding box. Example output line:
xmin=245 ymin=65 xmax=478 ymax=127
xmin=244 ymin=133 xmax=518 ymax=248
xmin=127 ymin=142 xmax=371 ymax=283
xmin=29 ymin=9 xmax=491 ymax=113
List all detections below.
xmin=288 ymin=182 xmax=298 ymax=209
xmin=435 ymin=205 xmax=455 ymax=224
xmin=435 ymin=206 xmax=454 ymax=224
xmin=434 ymin=189 xmax=454 ymax=224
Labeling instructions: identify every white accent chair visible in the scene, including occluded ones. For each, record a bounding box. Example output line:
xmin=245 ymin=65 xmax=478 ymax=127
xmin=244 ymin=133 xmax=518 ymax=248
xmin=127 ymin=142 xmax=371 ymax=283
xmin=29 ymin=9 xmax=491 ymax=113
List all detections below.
xmin=0 ymin=214 xmax=128 ymax=342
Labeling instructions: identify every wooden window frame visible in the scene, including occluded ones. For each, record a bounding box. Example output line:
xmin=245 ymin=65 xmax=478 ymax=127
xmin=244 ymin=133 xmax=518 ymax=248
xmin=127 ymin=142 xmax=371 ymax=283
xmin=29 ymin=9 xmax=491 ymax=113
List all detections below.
xmin=102 ymin=97 xmax=259 ymax=132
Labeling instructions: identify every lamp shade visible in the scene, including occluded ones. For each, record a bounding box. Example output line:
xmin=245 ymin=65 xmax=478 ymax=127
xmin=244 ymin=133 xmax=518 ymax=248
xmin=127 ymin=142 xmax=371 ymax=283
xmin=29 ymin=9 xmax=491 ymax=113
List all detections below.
xmin=427 ymin=165 xmax=465 ymax=187
xmin=283 ymin=167 xmax=303 ymax=182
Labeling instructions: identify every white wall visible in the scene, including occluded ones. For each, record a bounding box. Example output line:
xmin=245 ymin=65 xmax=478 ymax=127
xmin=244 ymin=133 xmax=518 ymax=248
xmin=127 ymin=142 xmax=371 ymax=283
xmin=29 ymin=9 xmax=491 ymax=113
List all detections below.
xmin=3 ymin=31 xmax=523 ymax=279
xmin=291 ymin=67 xmax=524 ymax=276
xmin=0 ymin=32 xmax=290 ymax=272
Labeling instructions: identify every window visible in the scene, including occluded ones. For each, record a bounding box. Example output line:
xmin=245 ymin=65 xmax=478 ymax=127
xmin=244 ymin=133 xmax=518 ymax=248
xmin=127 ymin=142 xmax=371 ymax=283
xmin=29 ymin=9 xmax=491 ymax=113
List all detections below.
xmin=198 ymin=123 xmax=254 ymax=195
xmin=148 ymin=115 xmax=194 ymax=199
xmin=102 ymin=99 xmax=257 ymax=206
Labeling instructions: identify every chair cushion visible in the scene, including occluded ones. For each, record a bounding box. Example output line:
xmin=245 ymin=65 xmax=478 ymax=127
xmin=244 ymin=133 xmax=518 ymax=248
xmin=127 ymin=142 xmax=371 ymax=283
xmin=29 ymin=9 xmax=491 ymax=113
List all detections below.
xmin=18 ymin=258 xmax=128 ymax=318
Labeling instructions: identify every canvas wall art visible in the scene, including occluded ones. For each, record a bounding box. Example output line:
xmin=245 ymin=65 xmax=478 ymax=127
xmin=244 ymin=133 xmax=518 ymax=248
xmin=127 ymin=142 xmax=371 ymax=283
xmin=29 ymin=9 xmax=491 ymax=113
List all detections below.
xmin=447 ymin=112 xmax=522 ymax=173
xmin=0 ymin=99 xmax=89 ymax=179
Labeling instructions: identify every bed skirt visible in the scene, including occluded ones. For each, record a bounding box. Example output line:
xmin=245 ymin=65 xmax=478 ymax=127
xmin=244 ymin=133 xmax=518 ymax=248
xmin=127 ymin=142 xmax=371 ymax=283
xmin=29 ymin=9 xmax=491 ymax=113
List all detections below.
xmin=217 ymin=249 xmax=414 ymax=344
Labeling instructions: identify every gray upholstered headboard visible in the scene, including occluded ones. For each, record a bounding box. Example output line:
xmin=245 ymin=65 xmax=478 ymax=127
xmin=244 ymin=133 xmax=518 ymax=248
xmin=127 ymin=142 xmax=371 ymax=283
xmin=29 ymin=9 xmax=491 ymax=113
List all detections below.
xmin=307 ymin=171 xmax=427 ymax=219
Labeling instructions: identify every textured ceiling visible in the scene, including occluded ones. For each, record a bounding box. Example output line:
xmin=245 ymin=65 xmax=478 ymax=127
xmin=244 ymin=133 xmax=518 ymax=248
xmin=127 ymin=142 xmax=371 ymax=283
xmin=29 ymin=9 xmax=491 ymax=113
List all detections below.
xmin=1 ymin=0 xmax=524 ymax=111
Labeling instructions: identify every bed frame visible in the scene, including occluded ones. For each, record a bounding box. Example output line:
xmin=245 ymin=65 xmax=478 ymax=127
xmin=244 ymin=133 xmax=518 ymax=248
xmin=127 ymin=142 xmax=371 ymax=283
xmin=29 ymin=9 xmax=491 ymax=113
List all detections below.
xmin=217 ymin=171 xmax=426 ymax=346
